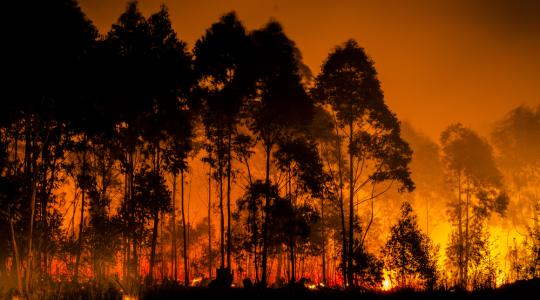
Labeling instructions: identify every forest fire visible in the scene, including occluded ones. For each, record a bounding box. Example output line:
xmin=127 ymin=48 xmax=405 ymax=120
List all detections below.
xmin=1 ymin=0 xmax=539 ymax=299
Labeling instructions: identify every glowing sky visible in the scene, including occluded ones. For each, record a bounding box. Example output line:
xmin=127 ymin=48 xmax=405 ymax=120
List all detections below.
xmin=78 ymin=0 xmax=540 ymax=140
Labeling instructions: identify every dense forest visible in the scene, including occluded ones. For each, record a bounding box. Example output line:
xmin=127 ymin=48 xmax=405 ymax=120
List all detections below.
xmin=1 ymin=1 xmax=539 ymax=299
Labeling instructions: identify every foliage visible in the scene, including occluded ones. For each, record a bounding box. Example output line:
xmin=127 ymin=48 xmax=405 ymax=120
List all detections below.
xmin=383 ymin=202 xmax=438 ymax=290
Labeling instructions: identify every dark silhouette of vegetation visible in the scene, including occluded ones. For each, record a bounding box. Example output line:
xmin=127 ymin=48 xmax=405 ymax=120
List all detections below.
xmin=383 ymin=201 xmax=438 ymax=290
xmin=313 ymin=39 xmax=414 ymax=288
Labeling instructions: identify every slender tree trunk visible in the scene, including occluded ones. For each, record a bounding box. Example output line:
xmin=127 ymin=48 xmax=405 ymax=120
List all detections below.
xmin=10 ymin=216 xmax=22 ymax=294
xmin=172 ymin=173 xmax=177 ymax=281
xmin=128 ymin=150 xmax=138 ymax=279
xmin=208 ymin=163 xmax=213 ymax=279
xmin=25 ymin=136 xmax=38 ymax=292
xmin=261 ymin=143 xmax=271 ymax=287
xmin=181 ymin=170 xmax=189 ymax=286
xmin=149 ymin=141 xmax=162 ymax=282
xmin=334 ymin=115 xmax=347 ymax=287
xmin=219 ymin=138 xmax=225 ymax=270
xmin=227 ymin=131 xmax=232 ymax=274
xmin=464 ymin=179 xmax=470 ymax=289
xmin=457 ymin=173 xmax=464 ymax=288
xmin=160 ymin=214 xmax=164 ymax=281
xmin=347 ymin=121 xmax=354 ymax=287
xmin=74 ymin=144 xmax=87 ymax=283
xmin=149 ymin=211 xmax=159 ymax=281
xmin=321 ymin=197 xmax=327 ymax=285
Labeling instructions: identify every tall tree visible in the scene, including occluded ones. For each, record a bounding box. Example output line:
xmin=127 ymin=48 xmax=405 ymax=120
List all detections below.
xmin=313 ymin=39 xmax=414 ymax=287
xmin=249 ymin=21 xmax=314 ymax=286
xmin=440 ymin=123 xmax=508 ymax=289
xmin=194 ymin=12 xmax=254 ymax=283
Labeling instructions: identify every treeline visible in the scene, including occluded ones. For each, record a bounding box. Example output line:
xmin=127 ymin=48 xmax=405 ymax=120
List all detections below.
xmin=0 ymin=0 xmax=539 ymax=297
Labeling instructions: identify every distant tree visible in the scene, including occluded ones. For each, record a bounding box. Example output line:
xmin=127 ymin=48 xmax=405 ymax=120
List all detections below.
xmin=400 ymin=122 xmax=448 ymax=235
xmin=440 ymin=123 xmax=508 ymax=289
xmin=525 ymin=203 xmax=540 ymax=278
xmin=313 ymin=39 xmax=414 ymax=287
xmin=491 ymin=106 xmax=540 ymax=234
xmin=383 ymin=201 xmax=438 ymax=290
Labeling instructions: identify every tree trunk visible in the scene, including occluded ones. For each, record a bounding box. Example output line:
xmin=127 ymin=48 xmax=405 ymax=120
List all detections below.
xmin=334 ymin=114 xmax=347 ymax=287
xmin=181 ymin=170 xmax=189 ymax=286
xmin=457 ymin=173 xmax=464 ymax=289
xmin=208 ymin=163 xmax=213 ymax=279
xmin=74 ymin=148 xmax=86 ymax=283
xmin=321 ymin=196 xmax=327 ymax=285
xmin=347 ymin=120 xmax=354 ymax=287
xmin=464 ymin=178 xmax=470 ymax=289
xmin=227 ymin=131 xmax=232 ymax=276
xmin=261 ymin=144 xmax=271 ymax=287
xmin=149 ymin=211 xmax=159 ymax=282
xmin=219 ymin=138 xmax=225 ymax=270
xmin=10 ymin=216 xmax=22 ymax=294
xmin=172 ymin=173 xmax=177 ymax=281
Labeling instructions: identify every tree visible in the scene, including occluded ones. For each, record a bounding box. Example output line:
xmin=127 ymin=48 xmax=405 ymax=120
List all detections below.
xmin=313 ymin=39 xmax=414 ymax=287
xmin=383 ymin=201 xmax=438 ymax=290
xmin=274 ymin=137 xmax=325 ymax=283
xmin=194 ymin=12 xmax=254 ymax=282
xmin=440 ymin=123 xmax=508 ymax=289
xmin=247 ymin=21 xmax=315 ymax=286
xmin=131 ymin=169 xmax=171 ymax=282
xmin=491 ymin=106 xmax=540 ymax=253
xmin=104 ymin=2 xmax=194 ymax=284
xmin=147 ymin=5 xmax=195 ymax=285
xmin=3 ymin=0 xmax=98 ymax=290
xmin=350 ymin=245 xmax=383 ymax=290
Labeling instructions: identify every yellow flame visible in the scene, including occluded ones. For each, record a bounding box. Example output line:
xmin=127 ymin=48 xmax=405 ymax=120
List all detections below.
xmin=382 ymin=278 xmax=392 ymax=291
xmin=190 ymin=276 xmax=203 ymax=286
xmin=307 ymin=283 xmax=317 ymax=290
xmin=122 ymin=295 xmax=139 ymax=300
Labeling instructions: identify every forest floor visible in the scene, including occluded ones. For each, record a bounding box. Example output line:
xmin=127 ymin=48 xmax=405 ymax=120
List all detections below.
xmin=144 ymin=279 xmax=540 ymax=300
xmin=2 ymin=278 xmax=538 ymax=300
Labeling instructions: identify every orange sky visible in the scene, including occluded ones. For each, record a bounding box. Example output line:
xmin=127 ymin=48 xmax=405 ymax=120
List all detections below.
xmin=78 ymin=0 xmax=540 ymax=140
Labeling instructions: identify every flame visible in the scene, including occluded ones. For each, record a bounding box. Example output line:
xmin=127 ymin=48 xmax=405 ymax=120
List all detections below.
xmin=307 ymin=283 xmax=317 ymax=290
xmin=122 ymin=295 xmax=139 ymax=300
xmin=190 ymin=277 xmax=203 ymax=286
xmin=382 ymin=278 xmax=392 ymax=291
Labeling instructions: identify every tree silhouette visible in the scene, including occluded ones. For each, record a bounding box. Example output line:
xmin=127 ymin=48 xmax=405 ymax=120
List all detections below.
xmin=383 ymin=201 xmax=438 ymax=290
xmin=194 ymin=11 xmax=254 ymax=283
xmin=275 ymin=137 xmax=325 ymax=283
xmin=313 ymin=39 xmax=414 ymax=287
xmin=249 ymin=21 xmax=314 ymax=286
